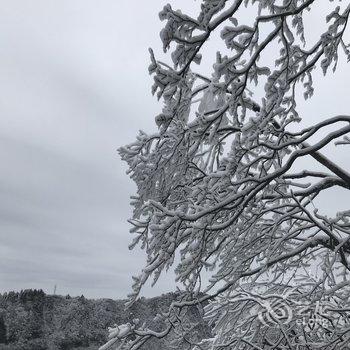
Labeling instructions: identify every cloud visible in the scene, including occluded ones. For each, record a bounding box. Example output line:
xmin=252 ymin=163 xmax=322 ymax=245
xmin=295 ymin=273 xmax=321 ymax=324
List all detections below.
xmin=0 ymin=0 xmax=349 ymax=299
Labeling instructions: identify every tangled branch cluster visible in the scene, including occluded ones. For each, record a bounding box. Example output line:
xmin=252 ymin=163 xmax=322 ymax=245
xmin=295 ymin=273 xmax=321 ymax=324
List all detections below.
xmin=104 ymin=1 xmax=350 ymax=349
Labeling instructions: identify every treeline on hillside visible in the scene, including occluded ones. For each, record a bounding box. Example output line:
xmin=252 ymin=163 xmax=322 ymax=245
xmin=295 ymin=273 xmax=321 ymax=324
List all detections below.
xmin=0 ymin=289 xmax=211 ymax=350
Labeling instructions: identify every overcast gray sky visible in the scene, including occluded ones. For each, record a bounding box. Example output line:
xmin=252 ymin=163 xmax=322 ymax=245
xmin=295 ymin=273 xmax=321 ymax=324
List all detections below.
xmin=0 ymin=1 xmax=349 ymax=299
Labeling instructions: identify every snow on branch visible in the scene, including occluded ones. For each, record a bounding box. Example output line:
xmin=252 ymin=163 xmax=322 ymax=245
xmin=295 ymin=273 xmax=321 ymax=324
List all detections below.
xmin=105 ymin=1 xmax=350 ymax=349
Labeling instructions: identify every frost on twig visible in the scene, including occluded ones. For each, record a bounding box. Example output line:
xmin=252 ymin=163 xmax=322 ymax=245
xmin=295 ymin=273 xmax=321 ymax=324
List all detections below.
xmin=106 ymin=1 xmax=350 ymax=349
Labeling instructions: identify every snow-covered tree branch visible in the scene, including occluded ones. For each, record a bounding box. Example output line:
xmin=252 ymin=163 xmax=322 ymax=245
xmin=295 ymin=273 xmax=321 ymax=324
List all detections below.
xmin=103 ymin=1 xmax=350 ymax=349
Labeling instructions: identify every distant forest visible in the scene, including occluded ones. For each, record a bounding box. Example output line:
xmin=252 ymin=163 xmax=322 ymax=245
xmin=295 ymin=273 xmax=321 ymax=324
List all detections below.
xmin=0 ymin=289 xmax=210 ymax=350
